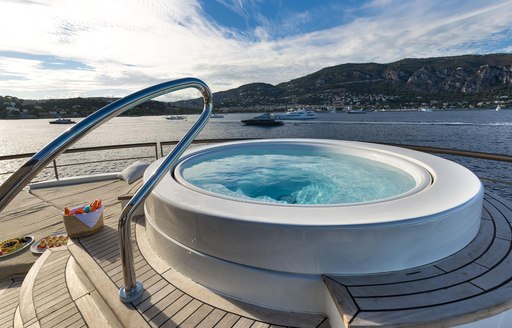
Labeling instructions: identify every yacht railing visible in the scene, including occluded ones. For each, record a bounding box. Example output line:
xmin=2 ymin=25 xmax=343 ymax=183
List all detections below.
xmin=1 ymin=139 xmax=510 ymax=185
xmin=0 ymin=142 xmax=160 ymax=182
xmin=382 ymin=143 xmax=512 ymax=163
xmin=0 ymin=77 xmax=213 ymax=303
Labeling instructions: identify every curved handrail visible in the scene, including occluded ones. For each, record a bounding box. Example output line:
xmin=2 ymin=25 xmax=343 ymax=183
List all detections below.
xmin=0 ymin=77 xmax=213 ymax=302
xmin=117 ymin=88 xmax=212 ymax=302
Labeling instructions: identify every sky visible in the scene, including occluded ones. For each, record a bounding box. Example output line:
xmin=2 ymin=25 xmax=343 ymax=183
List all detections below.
xmin=0 ymin=0 xmax=511 ymax=100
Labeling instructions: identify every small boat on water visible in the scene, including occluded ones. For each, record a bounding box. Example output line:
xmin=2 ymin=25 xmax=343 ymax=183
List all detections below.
xmin=419 ymin=108 xmax=433 ymax=112
xmin=49 ymin=118 xmax=76 ymax=124
xmin=276 ymin=109 xmax=318 ymax=120
xmin=210 ymin=113 xmax=224 ymax=118
xmin=496 ymin=105 xmax=502 ymax=111
xmin=347 ymin=109 xmax=367 ymax=114
xmin=241 ymin=113 xmax=284 ymax=126
xmin=165 ymin=115 xmax=186 ymax=121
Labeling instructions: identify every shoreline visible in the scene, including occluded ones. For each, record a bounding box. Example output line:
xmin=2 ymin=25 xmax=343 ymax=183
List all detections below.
xmin=0 ymin=107 xmax=506 ymax=121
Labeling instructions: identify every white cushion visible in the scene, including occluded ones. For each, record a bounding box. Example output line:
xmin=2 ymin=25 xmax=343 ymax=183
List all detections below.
xmin=117 ymin=161 xmax=149 ymax=184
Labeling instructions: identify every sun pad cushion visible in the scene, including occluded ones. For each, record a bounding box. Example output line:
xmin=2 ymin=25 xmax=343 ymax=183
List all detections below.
xmin=117 ymin=161 xmax=149 ymax=184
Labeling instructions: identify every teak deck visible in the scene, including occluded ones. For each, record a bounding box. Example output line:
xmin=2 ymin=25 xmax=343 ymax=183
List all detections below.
xmin=1 ymin=178 xmax=512 ymax=327
xmin=324 ymin=194 xmax=512 ymax=327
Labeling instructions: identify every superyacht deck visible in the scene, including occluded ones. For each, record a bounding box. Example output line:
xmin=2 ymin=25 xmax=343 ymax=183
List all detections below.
xmin=1 ymin=177 xmax=512 ymax=327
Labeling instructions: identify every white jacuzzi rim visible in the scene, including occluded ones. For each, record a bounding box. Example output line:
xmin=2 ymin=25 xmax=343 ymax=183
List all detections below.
xmin=146 ymin=139 xmax=483 ymax=227
xmin=173 ymin=139 xmax=433 ymax=207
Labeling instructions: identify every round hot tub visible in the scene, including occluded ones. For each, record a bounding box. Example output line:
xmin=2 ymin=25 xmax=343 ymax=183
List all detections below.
xmin=143 ymin=139 xmax=483 ymax=311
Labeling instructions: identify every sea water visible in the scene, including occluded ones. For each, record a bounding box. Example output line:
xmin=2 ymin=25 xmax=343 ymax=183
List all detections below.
xmin=0 ymin=109 xmax=511 ymax=198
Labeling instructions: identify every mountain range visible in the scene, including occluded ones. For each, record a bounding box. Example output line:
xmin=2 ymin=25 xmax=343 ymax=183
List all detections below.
xmin=175 ymin=53 xmax=512 ymax=111
xmin=3 ymin=53 xmax=511 ymax=119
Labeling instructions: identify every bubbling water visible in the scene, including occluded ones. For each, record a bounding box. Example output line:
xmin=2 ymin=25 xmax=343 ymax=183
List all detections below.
xmin=180 ymin=149 xmax=416 ymax=205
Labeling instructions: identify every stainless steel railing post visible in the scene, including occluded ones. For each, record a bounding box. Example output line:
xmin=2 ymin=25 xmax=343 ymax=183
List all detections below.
xmin=118 ymin=83 xmax=212 ymax=302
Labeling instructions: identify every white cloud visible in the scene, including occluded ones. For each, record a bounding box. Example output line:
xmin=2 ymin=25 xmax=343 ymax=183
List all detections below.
xmin=0 ymin=0 xmax=511 ymax=99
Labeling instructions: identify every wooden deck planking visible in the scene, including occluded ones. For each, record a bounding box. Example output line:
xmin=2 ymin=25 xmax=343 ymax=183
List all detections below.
xmin=434 ymin=218 xmax=495 ymax=273
xmin=136 ymin=284 xmax=177 ymax=312
xmin=486 ymin=195 xmax=512 ymax=224
xmin=0 ymin=278 xmax=23 ymax=328
xmin=80 ymin=225 xmax=118 ymax=244
xmin=38 ymin=302 xmax=77 ymax=327
xmin=348 ymin=262 xmax=488 ymax=297
xmin=168 ymin=299 xmax=203 ymax=327
xmin=471 ymin=253 xmax=512 ymax=290
xmin=326 ymin=194 xmax=512 ymax=327
xmin=215 ymin=313 xmax=241 ymax=328
xmin=484 ymin=200 xmax=512 ymax=241
xmin=135 ymin=272 xmax=165 ymax=299
xmin=195 ymin=308 xmax=227 ymax=328
xmin=179 ymin=304 xmax=215 ymax=328
xmin=0 ymin=279 xmax=21 ymax=328
xmin=12 ymin=177 xmax=329 ymax=327
xmin=27 ymin=249 xmax=86 ymax=328
xmin=251 ymin=323 xmax=271 ymax=328
xmin=149 ymin=294 xmax=193 ymax=327
xmin=82 ymin=234 xmax=119 ymax=254
xmin=323 ymin=277 xmax=358 ymax=327
xmin=232 ymin=317 xmax=255 ymax=328
xmin=84 ymin=240 xmax=120 ymax=258
xmin=474 ymin=237 xmax=510 ymax=269
xmin=60 ymin=312 xmax=85 ymax=328
xmin=330 ymin=265 xmax=445 ymax=287
xmin=142 ymin=289 xmax=185 ymax=322
xmin=354 ymin=282 xmax=483 ymax=310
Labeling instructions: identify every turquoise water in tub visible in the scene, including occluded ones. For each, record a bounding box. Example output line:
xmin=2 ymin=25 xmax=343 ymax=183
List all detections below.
xmin=179 ymin=148 xmax=417 ymax=205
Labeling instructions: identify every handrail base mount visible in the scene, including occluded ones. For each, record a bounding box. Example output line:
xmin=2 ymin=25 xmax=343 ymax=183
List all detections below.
xmin=119 ymin=281 xmax=143 ymax=303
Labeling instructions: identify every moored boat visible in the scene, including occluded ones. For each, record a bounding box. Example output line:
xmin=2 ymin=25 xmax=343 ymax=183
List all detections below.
xmin=165 ymin=115 xmax=186 ymax=120
xmin=49 ymin=117 xmax=76 ymax=124
xmin=276 ymin=109 xmax=318 ymax=120
xmin=347 ymin=109 xmax=367 ymax=114
xmin=241 ymin=113 xmax=284 ymax=126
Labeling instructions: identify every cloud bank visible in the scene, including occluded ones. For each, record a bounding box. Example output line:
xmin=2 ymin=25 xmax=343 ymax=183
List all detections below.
xmin=0 ymin=0 xmax=511 ymax=99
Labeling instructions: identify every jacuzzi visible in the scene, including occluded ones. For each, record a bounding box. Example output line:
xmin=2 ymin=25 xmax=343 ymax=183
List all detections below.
xmin=143 ymin=139 xmax=483 ymax=312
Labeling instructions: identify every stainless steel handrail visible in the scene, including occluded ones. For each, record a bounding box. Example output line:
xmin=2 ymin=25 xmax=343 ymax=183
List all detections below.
xmin=0 ymin=77 xmax=213 ymax=303
xmin=118 ymin=90 xmax=212 ymax=303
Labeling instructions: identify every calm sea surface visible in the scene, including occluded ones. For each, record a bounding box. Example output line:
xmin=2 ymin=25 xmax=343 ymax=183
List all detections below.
xmin=1 ymin=109 xmax=511 ymax=197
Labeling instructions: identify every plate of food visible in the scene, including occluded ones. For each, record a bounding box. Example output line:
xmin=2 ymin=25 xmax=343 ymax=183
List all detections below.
xmin=31 ymin=234 xmax=70 ymax=254
xmin=0 ymin=236 xmax=34 ymax=258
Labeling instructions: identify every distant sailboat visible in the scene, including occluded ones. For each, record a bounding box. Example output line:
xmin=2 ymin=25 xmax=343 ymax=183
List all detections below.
xmin=496 ymin=105 xmax=502 ymax=111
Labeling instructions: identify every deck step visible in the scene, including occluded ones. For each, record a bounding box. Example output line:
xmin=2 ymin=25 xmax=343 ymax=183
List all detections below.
xmin=68 ymin=239 xmax=150 ymax=327
xmin=67 ymin=214 xmax=329 ymax=328
xmin=324 ymin=193 xmax=512 ymax=327
xmin=14 ymin=245 xmax=128 ymax=328
xmin=17 ymin=247 xmax=87 ymax=327
xmin=0 ymin=275 xmax=24 ymax=328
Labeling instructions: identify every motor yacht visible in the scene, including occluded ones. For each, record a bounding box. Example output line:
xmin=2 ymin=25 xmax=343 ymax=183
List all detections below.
xmin=276 ymin=109 xmax=318 ymax=120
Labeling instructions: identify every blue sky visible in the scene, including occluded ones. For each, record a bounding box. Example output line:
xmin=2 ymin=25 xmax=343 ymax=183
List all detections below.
xmin=0 ymin=0 xmax=511 ymax=99
xmin=200 ymin=0 xmax=363 ymax=40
